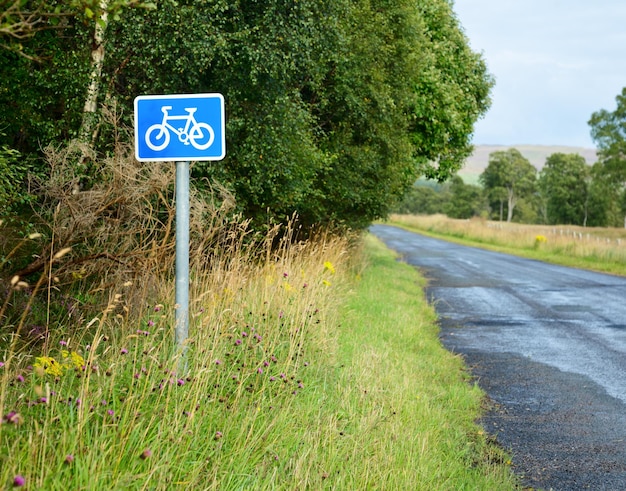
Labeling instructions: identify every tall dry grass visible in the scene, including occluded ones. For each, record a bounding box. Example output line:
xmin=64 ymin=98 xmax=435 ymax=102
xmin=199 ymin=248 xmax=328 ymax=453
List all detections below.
xmin=390 ymin=213 xmax=626 ymax=274
xmin=0 ymin=138 xmax=353 ymax=489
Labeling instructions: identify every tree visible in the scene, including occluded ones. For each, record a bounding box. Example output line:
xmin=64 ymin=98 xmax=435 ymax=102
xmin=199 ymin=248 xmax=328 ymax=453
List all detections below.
xmin=443 ymin=175 xmax=485 ymax=219
xmin=589 ymin=87 xmax=626 ymax=227
xmin=479 ymin=149 xmax=536 ymax=222
xmin=1 ymin=0 xmax=493 ymax=231
xmin=538 ymin=153 xmax=589 ymax=226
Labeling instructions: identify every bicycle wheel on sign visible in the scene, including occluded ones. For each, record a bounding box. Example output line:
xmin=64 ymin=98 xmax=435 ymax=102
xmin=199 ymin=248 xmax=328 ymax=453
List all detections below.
xmin=188 ymin=123 xmax=215 ymax=150
xmin=145 ymin=124 xmax=170 ymax=151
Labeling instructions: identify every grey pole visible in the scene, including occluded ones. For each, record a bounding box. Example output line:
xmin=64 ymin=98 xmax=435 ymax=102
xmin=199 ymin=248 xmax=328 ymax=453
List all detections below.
xmin=175 ymin=161 xmax=190 ymax=353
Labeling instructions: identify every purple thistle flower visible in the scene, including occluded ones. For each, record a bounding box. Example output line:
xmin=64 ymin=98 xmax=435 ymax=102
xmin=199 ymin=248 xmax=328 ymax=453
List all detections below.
xmin=13 ymin=475 xmax=25 ymax=487
xmin=59 ymin=340 xmax=68 ymax=346
xmin=121 ymin=348 xmax=128 ymax=355
xmin=140 ymin=449 xmax=152 ymax=459
xmin=15 ymin=374 xmax=24 ymax=383
xmin=177 ymin=378 xmax=185 ymax=386
xmin=0 ymin=361 xmax=4 ymax=368
xmin=147 ymin=320 xmax=155 ymax=327
xmin=257 ymin=367 xmax=263 ymax=374
xmin=215 ymin=359 xmax=222 ymax=365
xmin=241 ymin=331 xmax=248 ymax=337
xmin=214 ymin=431 xmax=223 ymax=440
xmin=65 ymin=454 xmax=74 ymax=464
xmin=107 ymin=409 xmax=114 ymax=416
xmin=234 ymin=339 xmax=242 ymax=346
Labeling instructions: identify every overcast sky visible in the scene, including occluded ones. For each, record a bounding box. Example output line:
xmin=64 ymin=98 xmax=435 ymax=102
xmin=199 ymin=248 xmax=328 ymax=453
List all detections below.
xmin=452 ymin=0 xmax=626 ymax=149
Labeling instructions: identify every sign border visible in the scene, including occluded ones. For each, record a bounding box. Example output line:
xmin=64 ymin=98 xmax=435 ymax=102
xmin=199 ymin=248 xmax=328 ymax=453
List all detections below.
xmin=134 ymin=93 xmax=226 ymax=162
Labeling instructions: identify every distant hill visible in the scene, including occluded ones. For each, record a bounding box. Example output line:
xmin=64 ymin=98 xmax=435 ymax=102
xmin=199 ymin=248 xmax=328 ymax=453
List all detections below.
xmin=458 ymin=145 xmax=598 ymax=184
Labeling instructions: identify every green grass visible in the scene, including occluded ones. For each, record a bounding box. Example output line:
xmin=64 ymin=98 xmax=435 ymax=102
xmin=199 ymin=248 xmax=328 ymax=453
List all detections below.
xmin=0 ymin=233 xmax=518 ymax=490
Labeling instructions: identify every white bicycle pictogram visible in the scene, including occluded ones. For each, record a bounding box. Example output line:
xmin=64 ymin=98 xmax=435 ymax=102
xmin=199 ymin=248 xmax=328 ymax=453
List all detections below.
xmin=145 ymin=105 xmax=215 ymax=151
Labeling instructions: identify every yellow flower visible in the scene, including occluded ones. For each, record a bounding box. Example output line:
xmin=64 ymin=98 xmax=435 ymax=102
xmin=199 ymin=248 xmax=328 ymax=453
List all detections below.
xmin=33 ymin=356 xmax=64 ymax=377
xmin=322 ymin=279 xmax=331 ymax=287
xmin=323 ymin=261 xmax=335 ymax=274
xmin=68 ymin=351 xmax=85 ymax=369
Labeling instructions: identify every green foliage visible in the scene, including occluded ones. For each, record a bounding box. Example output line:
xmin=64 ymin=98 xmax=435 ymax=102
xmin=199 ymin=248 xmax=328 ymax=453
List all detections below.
xmin=589 ymin=87 xmax=626 ymax=226
xmin=480 ymin=148 xmax=536 ymax=222
xmin=538 ymin=153 xmax=589 ymax=225
xmin=2 ymin=0 xmax=493 ymax=231
xmin=0 ymin=139 xmax=29 ymax=211
xmin=444 ymin=175 xmax=486 ymax=219
xmin=411 ymin=0 xmax=493 ymax=181
xmin=589 ymin=87 xmax=626 ymax=185
xmin=393 ymin=182 xmax=449 ymax=215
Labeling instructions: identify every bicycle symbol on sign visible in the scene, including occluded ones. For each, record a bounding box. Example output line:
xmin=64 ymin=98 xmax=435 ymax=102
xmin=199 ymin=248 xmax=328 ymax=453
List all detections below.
xmin=145 ymin=106 xmax=215 ymax=151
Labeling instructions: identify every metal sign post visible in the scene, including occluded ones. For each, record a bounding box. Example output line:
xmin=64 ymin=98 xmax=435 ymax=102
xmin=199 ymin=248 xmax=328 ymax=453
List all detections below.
xmin=175 ymin=161 xmax=190 ymax=349
xmin=134 ymin=93 xmax=225 ymax=359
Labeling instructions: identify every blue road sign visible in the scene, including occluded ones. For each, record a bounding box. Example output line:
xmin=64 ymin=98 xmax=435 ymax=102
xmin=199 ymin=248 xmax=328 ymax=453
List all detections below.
xmin=134 ymin=93 xmax=225 ymax=162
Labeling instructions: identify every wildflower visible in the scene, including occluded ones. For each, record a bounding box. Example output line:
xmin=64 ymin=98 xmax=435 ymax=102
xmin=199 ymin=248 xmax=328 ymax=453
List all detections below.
xmin=0 ymin=361 xmax=4 ymax=368
xmin=121 ymin=348 xmax=128 ymax=355
xmin=64 ymin=351 xmax=86 ymax=369
xmin=154 ymin=304 xmax=163 ymax=312
xmin=59 ymin=340 xmax=68 ymax=346
xmin=34 ymin=356 xmax=63 ymax=377
xmin=322 ymin=279 xmax=331 ymax=287
xmin=3 ymin=411 xmax=23 ymax=425
xmin=324 ymin=261 xmax=336 ymax=274
xmin=147 ymin=320 xmax=155 ymax=327
xmin=140 ymin=449 xmax=152 ymax=460
xmin=283 ymin=272 xmax=289 ymax=278
xmin=215 ymin=359 xmax=222 ymax=365
xmin=257 ymin=368 xmax=263 ymax=374
xmin=177 ymin=379 xmax=185 ymax=386
xmin=234 ymin=339 xmax=242 ymax=346
xmin=13 ymin=475 xmax=25 ymax=487
xmin=107 ymin=409 xmax=115 ymax=416
xmin=214 ymin=431 xmax=223 ymax=440
xmin=241 ymin=331 xmax=248 ymax=337
xmin=15 ymin=374 xmax=25 ymax=383
xmin=65 ymin=454 xmax=74 ymax=464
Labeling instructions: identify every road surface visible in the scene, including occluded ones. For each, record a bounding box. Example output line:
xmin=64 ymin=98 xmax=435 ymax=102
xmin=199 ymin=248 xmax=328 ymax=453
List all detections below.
xmin=370 ymin=224 xmax=626 ymax=491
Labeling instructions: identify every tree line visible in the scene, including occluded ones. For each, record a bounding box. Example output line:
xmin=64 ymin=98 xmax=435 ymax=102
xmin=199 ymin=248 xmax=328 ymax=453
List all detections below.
xmin=396 ymin=88 xmax=626 ymax=228
xmin=0 ymin=0 xmax=493 ymax=232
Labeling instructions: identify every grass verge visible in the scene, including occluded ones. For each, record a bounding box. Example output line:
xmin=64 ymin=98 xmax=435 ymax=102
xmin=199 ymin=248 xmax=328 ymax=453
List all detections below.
xmin=0 ymin=232 xmax=518 ymax=489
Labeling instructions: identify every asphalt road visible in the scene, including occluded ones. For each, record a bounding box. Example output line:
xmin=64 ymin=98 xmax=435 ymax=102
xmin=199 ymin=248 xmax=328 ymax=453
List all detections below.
xmin=370 ymin=224 xmax=626 ymax=491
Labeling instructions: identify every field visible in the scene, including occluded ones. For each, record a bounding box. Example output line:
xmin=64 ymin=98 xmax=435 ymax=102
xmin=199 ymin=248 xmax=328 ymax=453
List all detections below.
xmin=389 ymin=214 xmax=626 ymax=277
